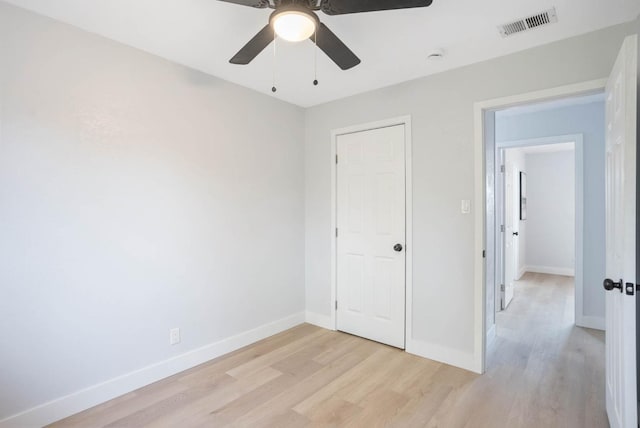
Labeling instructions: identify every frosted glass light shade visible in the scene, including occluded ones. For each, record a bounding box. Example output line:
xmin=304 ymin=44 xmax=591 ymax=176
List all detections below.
xmin=272 ymin=11 xmax=316 ymax=42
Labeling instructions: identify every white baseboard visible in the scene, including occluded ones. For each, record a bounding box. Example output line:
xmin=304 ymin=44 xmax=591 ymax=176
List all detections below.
xmin=516 ymin=266 xmax=526 ymax=280
xmin=576 ymin=315 xmax=605 ymax=331
xmin=525 ymin=265 xmax=575 ymax=277
xmin=406 ymin=338 xmax=480 ymax=374
xmin=0 ymin=312 xmax=305 ymax=428
xmin=305 ymin=311 xmax=334 ymax=330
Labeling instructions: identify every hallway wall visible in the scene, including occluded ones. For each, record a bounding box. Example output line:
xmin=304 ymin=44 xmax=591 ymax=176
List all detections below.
xmin=525 ymin=150 xmax=576 ymax=275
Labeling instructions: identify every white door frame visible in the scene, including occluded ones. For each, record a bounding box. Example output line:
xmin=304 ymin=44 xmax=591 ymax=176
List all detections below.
xmin=473 ymin=79 xmax=607 ymax=373
xmin=330 ymin=116 xmax=413 ymax=345
xmin=495 ymin=136 xmax=584 ymax=325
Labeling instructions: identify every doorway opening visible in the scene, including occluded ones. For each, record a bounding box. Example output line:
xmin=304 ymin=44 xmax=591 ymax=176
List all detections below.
xmin=480 ymin=89 xmax=607 ymax=372
xmin=473 ymin=35 xmax=637 ymax=426
xmin=496 ymin=142 xmax=577 ymax=317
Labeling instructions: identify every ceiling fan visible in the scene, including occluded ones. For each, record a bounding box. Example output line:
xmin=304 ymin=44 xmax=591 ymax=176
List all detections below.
xmin=220 ymin=0 xmax=434 ymax=70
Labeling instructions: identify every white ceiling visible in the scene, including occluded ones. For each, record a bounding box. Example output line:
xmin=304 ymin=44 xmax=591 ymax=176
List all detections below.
xmin=4 ymin=0 xmax=639 ymax=107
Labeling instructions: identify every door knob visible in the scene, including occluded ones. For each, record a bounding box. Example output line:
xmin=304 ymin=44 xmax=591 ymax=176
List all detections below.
xmin=603 ymin=278 xmax=623 ymax=292
xmin=512 ymin=232 xmax=519 ymax=236
xmin=393 ymin=244 xmax=403 ymax=252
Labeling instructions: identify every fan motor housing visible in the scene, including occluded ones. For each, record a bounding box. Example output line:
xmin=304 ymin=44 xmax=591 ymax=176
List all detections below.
xmin=269 ymin=4 xmax=320 ymax=27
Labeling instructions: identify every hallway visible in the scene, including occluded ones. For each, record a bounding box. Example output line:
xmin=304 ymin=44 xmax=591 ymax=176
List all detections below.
xmin=490 ymin=272 xmax=606 ymax=427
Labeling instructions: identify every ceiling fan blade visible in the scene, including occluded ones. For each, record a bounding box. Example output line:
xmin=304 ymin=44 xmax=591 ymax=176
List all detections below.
xmin=312 ymin=23 xmax=360 ymax=70
xmin=217 ymin=0 xmax=269 ymax=9
xmin=229 ymin=25 xmax=275 ymax=65
xmin=321 ymin=0 xmax=432 ymax=15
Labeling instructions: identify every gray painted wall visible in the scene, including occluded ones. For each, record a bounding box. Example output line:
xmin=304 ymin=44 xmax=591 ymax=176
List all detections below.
xmin=525 ymin=150 xmax=576 ymax=272
xmin=0 ymin=3 xmax=305 ymax=419
xmin=496 ymin=102 xmax=605 ymax=318
xmin=1 ymin=1 xmax=638 ymax=420
xmin=305 ymin=22 xmax=635 ymax=358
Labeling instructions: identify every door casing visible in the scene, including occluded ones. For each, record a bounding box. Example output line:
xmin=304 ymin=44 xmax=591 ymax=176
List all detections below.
xmin=330 ymin=116 xmax=413 ymax=347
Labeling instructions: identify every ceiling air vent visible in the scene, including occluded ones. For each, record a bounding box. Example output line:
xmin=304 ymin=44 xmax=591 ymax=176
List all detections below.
xmin=498 ymin=7 xmax=558 ymax=37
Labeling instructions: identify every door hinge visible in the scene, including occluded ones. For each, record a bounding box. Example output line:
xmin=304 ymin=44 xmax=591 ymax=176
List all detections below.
xmin=335 ymin=300 xmax=338 ymax=310
xmin=500 ymin=165 xmax=505 ymax=173
xmin=482 ymin=250 xmax=486 ymax=258
xmin=500 ymin=284 xmax=505 ymax=292
xmin=500 ymin=224 xmax=505 ymax=233
xmin=335 ymin=154 xmax=338 ymax=164
xmin=335 ymin=228 xmax=338 ymax=238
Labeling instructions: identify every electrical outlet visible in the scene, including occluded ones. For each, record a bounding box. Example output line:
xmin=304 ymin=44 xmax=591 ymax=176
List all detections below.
xmin=169 ymin=328 xmax=180 ymax=345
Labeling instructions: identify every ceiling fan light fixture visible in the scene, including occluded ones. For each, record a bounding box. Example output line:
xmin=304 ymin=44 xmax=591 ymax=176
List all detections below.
xmin=270 ymin=8 xmax=318 ymax=42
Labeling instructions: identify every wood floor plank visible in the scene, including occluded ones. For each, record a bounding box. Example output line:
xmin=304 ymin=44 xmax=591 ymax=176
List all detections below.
xmin=49 ymin=273 xmax=606 ymax=428
xmin=233 ymin=340 xmax=376 ymax=427
xmin=140 ymin=367 xmax=283 ymax=428
xmin=302 ymin=396 xmax=362 ymax=425
xmin=241 ymin=409 xmax=310 ymax=428
xmin=47 ymin=382 xmax=191 ymax=428
xmin=335 ymin=348 xmax=408 ymax=404
xmin=102 ymin=374 xmax=239 ymax=428
xmin=388 ymin=384 xmax=453 ymax=428
xmin=343 ymin=389 xmax=409 ymax=427
xmin=226 ymin=329 xmax=327 ymax=380
xmin=291 ymin=346 xmax=394 ymax=416
xmin=176 ymin=323 xmax=318 ymax=386
xmin=178 ymin=372 xmax=300 ymax=427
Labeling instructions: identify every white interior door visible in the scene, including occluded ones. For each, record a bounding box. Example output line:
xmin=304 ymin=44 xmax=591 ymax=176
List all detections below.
xmin=503 ymin=162 xmax=519 ymax=309
xmin=604 ymin=34 xmax=637 ymax=428
xmin=336 ymin=124 xmax=406 ymax=349
xmin=496 ymin=149 xmax=505 ymax=313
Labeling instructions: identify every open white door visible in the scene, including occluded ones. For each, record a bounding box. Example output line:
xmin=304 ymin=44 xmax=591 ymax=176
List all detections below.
xmin=604 ymin=34 xmax=637 ymax=428
xmin=503 ymin=162 xmax=519 ymax=309
xmin=336 ymin=124 xmax=406 ymax=349
xmin=496 ymin=149 xmax=506 ymax=312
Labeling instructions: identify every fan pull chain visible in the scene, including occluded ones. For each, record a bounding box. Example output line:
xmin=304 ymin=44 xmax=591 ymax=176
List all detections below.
xmin=313 ymin=28 xmax=318 ymax=86
xmin=272 ymin=34 xmax=277 ymax=93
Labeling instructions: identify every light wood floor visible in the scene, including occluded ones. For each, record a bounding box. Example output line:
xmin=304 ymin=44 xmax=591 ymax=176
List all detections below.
xmin=50 ymin=273 xmax=606 ymax=427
